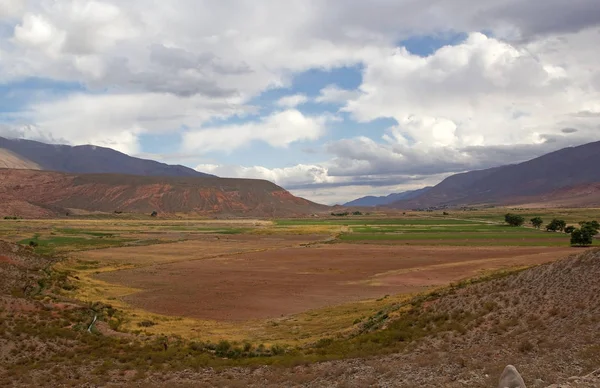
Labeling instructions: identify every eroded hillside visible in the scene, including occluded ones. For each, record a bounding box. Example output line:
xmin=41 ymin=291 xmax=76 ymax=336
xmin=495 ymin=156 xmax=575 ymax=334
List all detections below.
xmin=0 ymin=169 xmax=327 ymax=217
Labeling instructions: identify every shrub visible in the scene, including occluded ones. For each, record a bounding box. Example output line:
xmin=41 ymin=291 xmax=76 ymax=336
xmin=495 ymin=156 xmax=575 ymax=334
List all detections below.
xmin=215 ymin=340 xmax=231 ymax=356
xmin=530 ymin=217 xmax=543 ymax=229
xmin=518 ymin=339 xmax=534 ymax=353
xmin=504 ymin=213 xmax=525 ymax=227
xmin=331 ymin=212 xmax=349 ymax=217
xmin=564 ymin=226 xmax=576 ymax=234
xmin=137 ymin=320 xmax=156 ymax=328
xmin=546 ymin=219 xmax=566 ymax=232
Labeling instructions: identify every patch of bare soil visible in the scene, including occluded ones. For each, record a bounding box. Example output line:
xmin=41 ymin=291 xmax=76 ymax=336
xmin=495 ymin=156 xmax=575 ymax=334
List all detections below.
xmin=95 ymin=244 xmax=574 ymax=321
xmin=91 ymin=249 xmax=600 ymax=388
xmin=77 ymin=233 xmax=328 ymax=266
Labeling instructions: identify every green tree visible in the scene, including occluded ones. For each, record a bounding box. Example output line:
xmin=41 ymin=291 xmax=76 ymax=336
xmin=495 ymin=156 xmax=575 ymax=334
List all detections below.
xmin=570 ymin=228 xmax=594 ymax=246
xmin=505 ymin=213 xmax=525 ymax=227
xmin=564 ymin=226 xmax=576 ymax=234
xmin=530 ymin=217 xmax=543 ymax=229
xmin=569 ymin=221 xmax=599 ymax=247
xmin=579 ymin=221 xmax=600 ymax=232
xmin=546 ymin=219 xmax=566 ymax=232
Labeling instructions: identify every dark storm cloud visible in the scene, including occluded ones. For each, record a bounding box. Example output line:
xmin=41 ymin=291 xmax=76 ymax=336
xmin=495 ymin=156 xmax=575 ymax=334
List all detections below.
xmin=487 ymin=0 xmax=600 ymax=39
xmin=561 ymin=127 xmax=579 ymax=133
xmin=313 ymin=0 xmax=600 ymax=43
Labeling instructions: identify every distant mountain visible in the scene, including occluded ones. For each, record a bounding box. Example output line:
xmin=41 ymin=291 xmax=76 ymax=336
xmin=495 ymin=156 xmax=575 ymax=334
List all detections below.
xmin=390 ymin=140 xmax=600 ymax=209
xmin=344 ymin=187 xmax=432 ymax=207
xmin=0 ymin=169 xmax=329 ymax=218
xmin=0 ymin=137 xmax=213 ymax=177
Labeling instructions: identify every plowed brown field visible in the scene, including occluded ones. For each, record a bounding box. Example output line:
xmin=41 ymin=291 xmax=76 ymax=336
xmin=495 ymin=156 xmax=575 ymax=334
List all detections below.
xmin=94 ymin=243 xmax=574 ymax=321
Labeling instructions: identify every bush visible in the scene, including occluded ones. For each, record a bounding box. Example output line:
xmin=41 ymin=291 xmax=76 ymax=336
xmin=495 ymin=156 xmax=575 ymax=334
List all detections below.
xmin=504 ymin=213 xmax=525 ymax=227
xmin=570 ymin=221 xmax=599 ymax=247
xmin=530 ymin=217 xmax=543 ymax=229
xmin=331 ymin=212 xmax=349 ymax=217
xmin=564 ymin=226 xmax=576 ymax=234
xmin=546 ymin=219 xmax=566 ymax=232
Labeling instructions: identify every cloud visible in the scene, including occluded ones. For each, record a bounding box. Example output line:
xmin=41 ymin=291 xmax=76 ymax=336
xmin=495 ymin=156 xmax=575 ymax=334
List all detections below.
xmin=195 ymin=161 xmax=451 ymax=204
xmin=182 ymin=110 xmax=330 ymax=153
xmin=276 ymin=94 xmax=308 ymax=108
xmin=0 ymin=0 xmax=25 ymax=19
xmin=1 ymin=0 xmax=600 ymax=203
xmin=6 ymin=92 xmax=253 ymax=154
xmin=315 ymin=85 xmax=360 ymax=104
xmin=196 ymin=163 xmax=335 ymax=188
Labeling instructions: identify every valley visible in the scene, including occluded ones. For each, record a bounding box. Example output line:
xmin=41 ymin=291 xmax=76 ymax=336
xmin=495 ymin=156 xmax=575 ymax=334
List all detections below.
xmin=1 ymin=209 xmax=599 ymax=386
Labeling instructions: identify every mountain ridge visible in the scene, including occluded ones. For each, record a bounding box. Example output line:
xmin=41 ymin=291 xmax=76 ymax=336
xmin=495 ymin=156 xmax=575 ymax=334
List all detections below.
xmin=0 ymin=169 xmax=328 ymax=218
xmin=390 ymin=140 xmax=600 ymax=209
xmin=344 ymin=187 xmax=432 ymax=207
xmin=0 ymin=137 xmax=214 ymax=178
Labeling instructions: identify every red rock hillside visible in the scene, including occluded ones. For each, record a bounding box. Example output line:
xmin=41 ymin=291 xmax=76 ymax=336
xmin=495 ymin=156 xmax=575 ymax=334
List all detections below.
xmin=0 ymin=169 xmax=328 ymax=218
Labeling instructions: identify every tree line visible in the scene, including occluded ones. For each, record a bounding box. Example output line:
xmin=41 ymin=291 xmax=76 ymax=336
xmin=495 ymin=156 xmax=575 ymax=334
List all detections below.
xmin=504 ymin=213 xmax=599 ymax=247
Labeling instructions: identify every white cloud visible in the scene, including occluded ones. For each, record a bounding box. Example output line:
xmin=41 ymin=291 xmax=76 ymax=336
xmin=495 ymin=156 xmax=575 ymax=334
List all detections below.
xmin=0 ymin=0 xmax=25 ymax=19
xmin=8 ymin=92 xmax=252 ymax=154
xmin=183 ymin=110 xmax=329 ymax=153
xmin=194 ymin=161 xmax=450 ymax=204
xmin=276 ymin=94 xmax=308 ymax=108
xmin=1 ymin=0 xmax=600 ymax=198
xmin=196 ymin=163 xmax=335 ymax=187
xmin=341 ymin=31 xmax=600 ymax=156
xmin=315 ymin=85 xmax=361 ymax=104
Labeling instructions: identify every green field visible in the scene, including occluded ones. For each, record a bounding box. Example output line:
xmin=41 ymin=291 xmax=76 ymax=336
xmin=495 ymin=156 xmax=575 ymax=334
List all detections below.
xmin=275 ymin=218 xmax=480 ymax=226
xmin=2 ymin=209 xmax=597 ymax=254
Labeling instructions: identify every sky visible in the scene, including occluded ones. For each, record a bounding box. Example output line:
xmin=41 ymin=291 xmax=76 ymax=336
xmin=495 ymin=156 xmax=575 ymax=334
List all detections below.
xmin=1 ymin=1 xmax=600 ymax=204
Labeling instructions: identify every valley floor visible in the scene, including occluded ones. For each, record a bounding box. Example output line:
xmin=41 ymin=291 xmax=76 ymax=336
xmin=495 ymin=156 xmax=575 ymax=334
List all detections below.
xmin=1 ymin=211 xmax=599 ymax=387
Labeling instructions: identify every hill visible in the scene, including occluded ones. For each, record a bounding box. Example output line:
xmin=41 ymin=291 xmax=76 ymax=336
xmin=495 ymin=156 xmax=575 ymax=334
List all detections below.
xmin=343 ymin=187 xmax=431 ymax=207
xmin=391 ymin=141 xmax=600 ymax=209
xmin=0 ymin=137 xmax=213 ymax=177
xmin=0 ymin=169 xmax=327 ymax=217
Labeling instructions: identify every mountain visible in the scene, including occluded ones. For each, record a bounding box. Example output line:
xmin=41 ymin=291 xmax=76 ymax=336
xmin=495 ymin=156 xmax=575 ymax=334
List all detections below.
xmin=390 ymin=140 xmax=600 ymax=209
xmin=0 ymin=169 xmax=328 ymax=218
xmin=0 ymin=137 xmax=213 ymax=177
xmin=0 ymin=148 xmax=41 ymax=170
xmin=344 ymin=187 xmax=432 ymax=207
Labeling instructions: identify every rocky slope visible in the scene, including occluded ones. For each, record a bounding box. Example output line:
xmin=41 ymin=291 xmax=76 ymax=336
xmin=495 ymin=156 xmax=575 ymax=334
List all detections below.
xmin=391 ymin=141 xmax=600 ymax=209
xmin=0 ymin=169 xmax=327 ymax=217
xmin=0 ymin=136 xmax=213 ymax=177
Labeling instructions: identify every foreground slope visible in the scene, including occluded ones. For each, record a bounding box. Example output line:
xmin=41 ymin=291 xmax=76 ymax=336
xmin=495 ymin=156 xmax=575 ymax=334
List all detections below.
xmin=0 ymin=169 xmax=327 ymax=217
xmin=186 ymin=249 xmax=599 ymax=387
xmin=0 ymin=137 xmax=213 ymax=177
xmin=2 ymin=242 xmax=598 ymax=386
xmin=392 ymin=141 xmax=600 ymax=208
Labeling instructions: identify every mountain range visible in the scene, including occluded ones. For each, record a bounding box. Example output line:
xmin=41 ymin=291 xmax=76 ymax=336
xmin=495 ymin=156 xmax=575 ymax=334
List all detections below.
xmin=343 ymin=187 xmax=432 ymax=207
xmin=0 ymin=169 xmax=326 ymax=218
xmin=0 ymin=137 xmax=213 ymax=177
xmin=2 ymin=136 xmax=600 ymax=217
xmin=389 ymin=141 xmax=600 ymax=209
